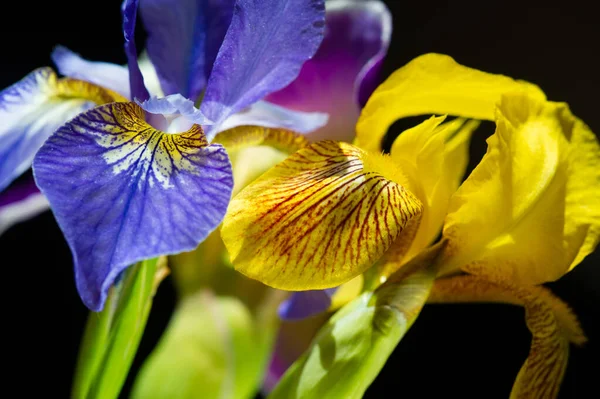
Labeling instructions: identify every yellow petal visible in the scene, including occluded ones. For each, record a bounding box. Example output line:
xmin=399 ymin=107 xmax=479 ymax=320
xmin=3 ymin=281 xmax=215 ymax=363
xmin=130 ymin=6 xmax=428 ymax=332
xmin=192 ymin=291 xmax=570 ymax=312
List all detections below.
xmin=214 ymin=125 xmax=312 ymax=195
xmin=221 ymin=140 xmax=423 ymax=290
xmin=213 ymin=125 xmax=309 ymax=154
xmin=355 ymin=53 xmax=545 ymax=153
xmin=563 ymin=115 xmax=600 ymax=270
xmin=229 ymin=146 xmax=289 ymax=195
xmin=441 ymin=93 xmax=600 ymax=284
xmin=329 ymin=274 xmax=364 ymax=311
xmin=384 ymin=116 xmax=478 ymax=271
xmin=428 ymin=275 xmax=586 ymax=399
xmin=55 ymin=75 xmax=127 ymax=104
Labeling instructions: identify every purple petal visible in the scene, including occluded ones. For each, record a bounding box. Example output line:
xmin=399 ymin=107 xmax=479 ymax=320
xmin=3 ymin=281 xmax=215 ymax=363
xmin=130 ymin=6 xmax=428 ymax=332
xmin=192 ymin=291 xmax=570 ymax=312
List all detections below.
xmin=0 ymin=68 xmax=95 ymax=191
xmin=122 ymin=0 xmax=150 ymax=101
xmin=51 ymin=46 xmax=131 ymax=99
xmin=201 ymin=0 xmax=326 ymax=126
xmin=139 ymin=0 xmax=235 ymax=100
xmin=278 ymin=289 xmax=335 ymax=321
xmin=0 ymin=177 xmax=49 ymax=235
xmin=33 ymin=102 xmax=233 ymax=311
xmin=215 ymin=101 xmax=328 ymax=136
xmin=266 ymin=0 xmax=391 ymax=142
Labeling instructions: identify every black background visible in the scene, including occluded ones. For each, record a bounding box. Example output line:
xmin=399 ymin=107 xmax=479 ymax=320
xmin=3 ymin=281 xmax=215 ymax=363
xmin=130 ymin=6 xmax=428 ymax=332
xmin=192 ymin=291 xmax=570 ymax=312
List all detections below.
xmin=1 ymin=0 xmax=598 ymax=397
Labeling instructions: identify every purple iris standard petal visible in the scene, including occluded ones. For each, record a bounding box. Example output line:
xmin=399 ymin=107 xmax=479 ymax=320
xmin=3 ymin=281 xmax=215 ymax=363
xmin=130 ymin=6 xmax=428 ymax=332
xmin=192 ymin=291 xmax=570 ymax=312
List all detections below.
xmin=266 ymin=0 xmax=391 ymax=141
xmin=122 ymin=0 xmax=150 ymax=101
xmin=277 ymin=289 xmax=336 ymax=321
xmin=215 ymin=101 xmax=328 ymax=137
xmin=139 ymin=0 xmax=235 ymax=100
xmin=0 ymin=68 xmax=95 ymax=191
xmin=33 ymin=102 xmax=233 ymax=311
xmin=0 ymin=177 xmax=49 ymax=235
xmin=201 ymin=0 xmax=326 ymax=126
xmin=51 ymin=46 xmax=131 ymax=99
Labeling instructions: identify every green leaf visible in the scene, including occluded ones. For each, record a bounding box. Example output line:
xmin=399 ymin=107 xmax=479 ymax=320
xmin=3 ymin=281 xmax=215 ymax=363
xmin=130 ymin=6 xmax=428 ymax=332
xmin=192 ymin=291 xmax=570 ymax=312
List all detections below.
xmin=268 ymin=243 xmax=446 ymax=399
xmin=71 ymin=257 xmax=168 ymax=399
xmin=131 ymin=290 xmax=281 ymax=399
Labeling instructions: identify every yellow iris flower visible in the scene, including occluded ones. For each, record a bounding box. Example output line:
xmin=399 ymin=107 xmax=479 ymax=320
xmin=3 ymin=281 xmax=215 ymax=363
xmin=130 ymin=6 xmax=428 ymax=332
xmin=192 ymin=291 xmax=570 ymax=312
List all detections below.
xmin=221 ymin=53 xmax=600 ymax=398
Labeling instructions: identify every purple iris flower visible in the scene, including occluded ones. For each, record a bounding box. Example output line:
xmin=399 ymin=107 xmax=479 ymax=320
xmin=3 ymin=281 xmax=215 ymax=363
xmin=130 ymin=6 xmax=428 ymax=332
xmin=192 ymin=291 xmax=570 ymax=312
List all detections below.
xmin=1 ymin=0 xmax=327 ymax=311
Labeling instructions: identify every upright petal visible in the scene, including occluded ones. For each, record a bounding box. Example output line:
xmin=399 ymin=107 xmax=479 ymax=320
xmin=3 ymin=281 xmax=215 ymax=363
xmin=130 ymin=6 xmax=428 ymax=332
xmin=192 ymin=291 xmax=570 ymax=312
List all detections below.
xmin=221 ymin=141 xmax=422 ymax=290
xmin=0 ymin=177 xmax=49 ymax=235
xmin=0 ymin=68 xmax=125 ymax=191
xmin=33 ymin=102 xmax=233 ymax=311
xmin=356 ymin=53 xmax=546 ymax=153
xmin=201 ymin=0 xmax=326 ymax=128
xmin=387 ymin=117 xmax=478 ymax=267
xmin=267 ymin=0 xmax=391 ymax=141
xmin=139 ymin=0 xmax=235 ymax=100
xmin=122 ymin=0 xmax=150 ymax=101
xmin=440 ymin=94 xmax=600 ymax=285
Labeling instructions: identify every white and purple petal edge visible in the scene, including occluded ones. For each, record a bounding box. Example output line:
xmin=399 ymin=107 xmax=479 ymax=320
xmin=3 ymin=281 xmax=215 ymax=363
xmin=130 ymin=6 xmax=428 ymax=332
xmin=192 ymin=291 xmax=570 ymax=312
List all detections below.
xmin=0 ymin=68 xmax=94 ymax=191
xmin=51 ymin=46 xmax=132 ymax=99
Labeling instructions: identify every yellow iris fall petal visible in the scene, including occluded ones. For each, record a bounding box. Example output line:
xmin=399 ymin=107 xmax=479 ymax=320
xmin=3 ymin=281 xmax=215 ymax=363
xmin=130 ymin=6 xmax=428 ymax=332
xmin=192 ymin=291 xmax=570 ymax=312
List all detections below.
xmin=440 ymin=93 xmax=600 ymax=285
xmin=221 ymin=141 xmax=423 ymax=290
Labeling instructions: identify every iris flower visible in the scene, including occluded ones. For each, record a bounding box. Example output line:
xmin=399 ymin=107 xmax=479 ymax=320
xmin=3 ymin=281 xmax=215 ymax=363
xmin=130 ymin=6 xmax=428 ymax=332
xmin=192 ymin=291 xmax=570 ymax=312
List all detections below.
xmin=0 ymin=0 xmax=329 ymax=311
xmin=221 ymin=54 xmax=600 ymax=397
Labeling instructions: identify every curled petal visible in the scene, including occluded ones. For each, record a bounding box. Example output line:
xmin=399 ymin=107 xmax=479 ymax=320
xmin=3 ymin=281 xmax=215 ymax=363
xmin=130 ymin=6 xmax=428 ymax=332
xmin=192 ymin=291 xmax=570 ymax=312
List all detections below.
xmin=138 ymin=94 xmax=210 ymax=127
xmin=0 ymin=68 xmax=124 ymax=191
xmin=356 ymin=53 xmax=546 ymax=153
xmin=201 ymin=0 xmax=326 ymax=126
xmin=139 ymin=0 xmax=235 ymax=100
xmin=267 ymin=0 xmax=392 ymax=141
xmin=216 ymin=101 xmax=328 ymax=137
xmin=222 ymin=140 xmax=422 ymax=290
xmin=0 ymin=177 xmax=49 ymax=235
xmin=429 ymin=275 xmax=586 ymax=399
xmin=441 ymin=94 xmax=600 ymax=284
xmin=33 ymin=102 xmax=233 ymax=310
